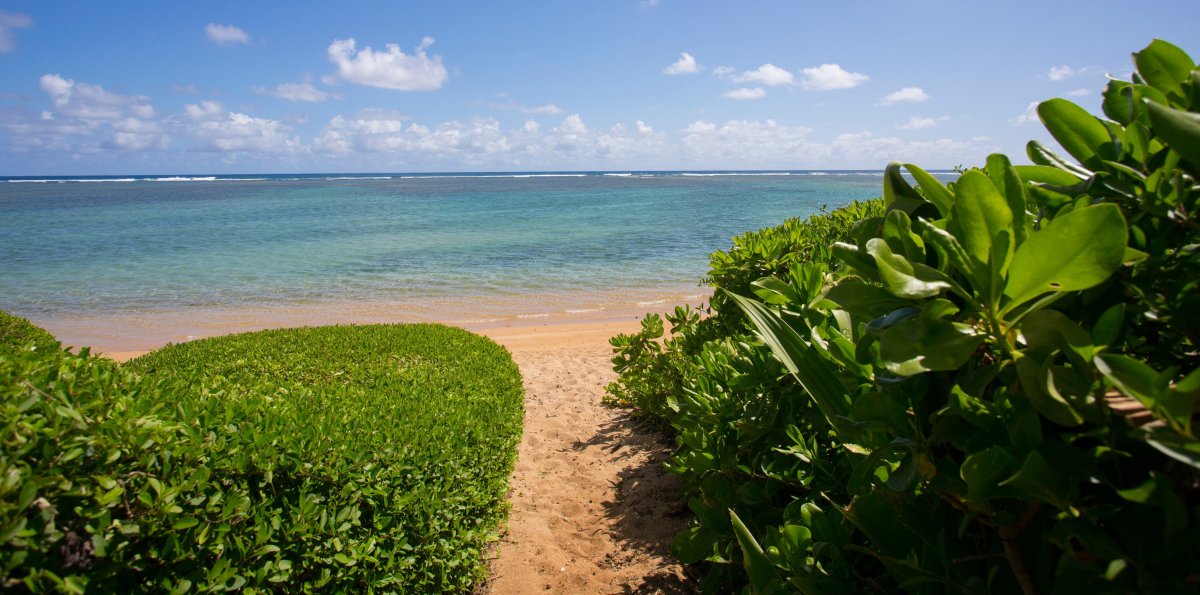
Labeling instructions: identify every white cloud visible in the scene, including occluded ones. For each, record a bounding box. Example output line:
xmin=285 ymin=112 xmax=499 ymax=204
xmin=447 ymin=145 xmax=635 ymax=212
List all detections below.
xmin=205 ymin=23 xmax=250 ymax=47
xmin=878 ymin=87 xmax=929 ymax=106
xmin=899 ymin=116 xmax=937 ymax=130
xmin=0 ymin=10 xmax=33 ymax=53
xmin=523 ymin=104 xmax=561 ymax=115
xmin=490 ymin=101 xmax=562 ymax=115
xmin=39 ymin=74 xmax=156 ymax=120
xmin=732 ymin=64 xmax=795 ymax=86
xmin=1066 ymin=88 xmax=1091 ymax=97
xmin=663 ymin=52 xmax=701 ymax=75
xmin=712 ymin=66 xmax=734 ymax=77
xmin=636 ymin=120 xmax=653 ymax=134
xmin=111 ymin=117 xmax=168 ymax=150
xmin=724 ymin=87 xmax=766 ymax=100
xmin=183 ymin=101 xmax=298 ymax=152
xmin=3 ymin=75 xmax=166 ymax=153
xmin=1048 ymin=65 xmax=1079 ymax=81
xmin=327 ymin=37 xmax=448 ymax=91
xmin=255 ymin=82 xmax=333 ymax=103
xmin=1015 ymin=101 xmax=1041 ymax=124
xmin=685 ymin=120 xmax=716 ymax=134
xmin=1047 ymin=65 xmax=1100 ymax=81
xmin=800 ymin=64 xmax=868 ymax=91
xmin=557 ymin=114 xmax=588 ymax=136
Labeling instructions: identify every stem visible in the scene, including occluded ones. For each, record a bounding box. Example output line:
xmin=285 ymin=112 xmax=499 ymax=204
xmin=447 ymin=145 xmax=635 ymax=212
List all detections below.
xmin=999 ymin=503 xmax=1042 ymax=595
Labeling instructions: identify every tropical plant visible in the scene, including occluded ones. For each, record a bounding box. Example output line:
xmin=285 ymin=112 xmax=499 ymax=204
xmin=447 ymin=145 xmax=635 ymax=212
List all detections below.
xmin=716 ymin=39 xmax=1200 ymax=593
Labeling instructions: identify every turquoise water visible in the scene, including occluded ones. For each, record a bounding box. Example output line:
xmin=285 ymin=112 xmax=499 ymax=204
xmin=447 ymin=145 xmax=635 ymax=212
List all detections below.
xmin=0 ymin=171 xmax=935 ymax=348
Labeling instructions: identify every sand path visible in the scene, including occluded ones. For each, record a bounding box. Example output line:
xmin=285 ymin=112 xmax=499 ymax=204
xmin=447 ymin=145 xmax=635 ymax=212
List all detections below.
xmin=482 ymin=323 xmax=694 ymax=594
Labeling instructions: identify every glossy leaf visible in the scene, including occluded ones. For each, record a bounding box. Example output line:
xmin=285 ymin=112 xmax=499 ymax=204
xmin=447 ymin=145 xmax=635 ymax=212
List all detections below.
xmin=883 ymin=161 xmax=928 ymax=215
xmin=1132 ymin=39 xmax=1194 ymax=103
xmin=1144 ymin=100 xmax=1200 ymax=165
xmin=1038 ymin=99 xmax=1116 ymax=169
xmin=879 ymin=316 xmax=984 ymax=376
xmin=867 ymin=239 xmax=950 ymax=299
xmin=730 ymin=509 xmax=783 ymax=594
xmin=902 ymin=163 xmax=954 ymax=217
xmin=1002 ymin=204 xmax=1126 ymax=313
xmin=729 ymin=292 xmax=853 ymax=425
xmin=1013 ymin=165 xmax=1085 ymax=186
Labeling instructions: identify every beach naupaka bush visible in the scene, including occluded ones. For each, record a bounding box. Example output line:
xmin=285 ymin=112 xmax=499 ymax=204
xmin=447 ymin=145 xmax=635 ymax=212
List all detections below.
xmin=613 ymin=39 xmax=1200 ymax=593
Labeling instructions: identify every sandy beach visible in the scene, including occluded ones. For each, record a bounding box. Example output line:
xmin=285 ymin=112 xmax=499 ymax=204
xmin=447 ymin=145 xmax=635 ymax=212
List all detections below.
xmin=97 ymin=311 xmax=696 ymax=593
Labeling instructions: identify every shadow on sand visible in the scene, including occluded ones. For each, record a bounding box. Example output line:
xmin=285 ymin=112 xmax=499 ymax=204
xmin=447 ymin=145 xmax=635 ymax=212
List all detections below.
xmin=574 ymin=410 xmax=703 ymax=594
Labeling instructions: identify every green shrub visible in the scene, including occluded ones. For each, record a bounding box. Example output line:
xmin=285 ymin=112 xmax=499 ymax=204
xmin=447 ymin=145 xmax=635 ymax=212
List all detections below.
xmin=2 ymin=323 xmax=523 ymax=593
xmin=612 ymin=39 xmax=1200 ymax=593
xmin=605 ymin=200 xmax=881 ymax=422
xmin=0 ymin=311 xmax=58 ymax=353
xmin=714 ymin=40 xmax=1199 ymax=593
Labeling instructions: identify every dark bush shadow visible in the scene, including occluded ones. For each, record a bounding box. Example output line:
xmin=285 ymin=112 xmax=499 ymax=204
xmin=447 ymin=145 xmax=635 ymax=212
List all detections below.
xmin=577 ymin=409 xmax=702 ymax=594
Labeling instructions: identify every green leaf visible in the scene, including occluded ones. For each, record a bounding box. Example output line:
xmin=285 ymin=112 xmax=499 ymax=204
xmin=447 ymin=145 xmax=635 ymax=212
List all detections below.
xmin=1133 ymin=39 xmax=1195 ymax=103
xmin=672 ymin=526 xmax=717 ymax=564
xmin=1026 ymin=140 xmax=1093 ymax=179
xmin=172 ymin=517 xmax=200 ymax=530
xmin=883 ymin=161 xmax=928 ymax=215
xmin=751 ymin=276 xmax=804 ymax=305
xmin=867 ymin=239 xmax=950 ymax=299
xmin=1038 ymin=98 xmax=1116 ymax=169
xmin=729 ymin=292 xmax=853 ymax=426
xmin=1000 ymin=450 xmax=1078 ymax=509
xmin=879 ymin=316 xmax=984 ymax=376
xmin=961 ymin=446 xmax=1019 ymax=502
xmin=1013 ymin=165 xmax=1085 ymax=186
xmin=730 ymin=509 xmax=783 ymax=595
xmin=1002 ymin=204 xmax=1127 ymax=313
xmin=903 ymin=163 xmax=954 ymax=217
xmin=1144 ymin=100 xmax=1200 ymax=165
xmin=1094 ymin=354 xmax=1163 ymax=411
xmin=948 ymin=171 xmax=1013 ymax=272
xmin=822 ymin=278 xmax=912 ymax=318
xmin=986 ymin=153 xmax=1028 ymax=245
xmin=1015 ymin=356 xmax=1085 ymax=426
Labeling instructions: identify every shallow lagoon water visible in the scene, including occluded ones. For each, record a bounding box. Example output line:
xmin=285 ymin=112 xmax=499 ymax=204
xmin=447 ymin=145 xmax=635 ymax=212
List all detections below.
xmin=0 ymin=171 xmax=945 ymax=350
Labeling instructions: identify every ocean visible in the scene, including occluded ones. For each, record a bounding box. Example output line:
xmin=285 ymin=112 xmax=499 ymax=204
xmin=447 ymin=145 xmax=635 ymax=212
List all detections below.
xmin=0 ymin=171 xmax=940 ymax=351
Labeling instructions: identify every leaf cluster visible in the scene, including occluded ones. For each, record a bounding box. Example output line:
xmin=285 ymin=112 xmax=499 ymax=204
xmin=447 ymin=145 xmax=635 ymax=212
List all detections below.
xmin=610 ymin=39 xmax=1200 ymax=594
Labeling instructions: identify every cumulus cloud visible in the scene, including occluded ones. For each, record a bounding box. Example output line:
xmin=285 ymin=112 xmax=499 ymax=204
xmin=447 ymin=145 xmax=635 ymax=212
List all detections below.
xmin=663 ymin=52 xmax=701 ymax=75
xmin=254 ymin=82 xmax=333 ymax=103
xmin=724 ymin=87 xmax=766 ymax=100
xmin=2 ymin=74 xmax=166 ymax=153
xmin=1066 ymin=88 xmax=1091 ymax=97
xmin=1015 ymin=101 xmax=1041 ymax=124
xmin=902 ymin=116 xmax=945 ymax=130
xmin=205 ymin=23 xmax=250 ymax=46
xmin=878 ymin=87 xmax=929 ymax=106
xmin=680 ymin=119 xmax=814 ymax=165
xmin=327 ymin=37 xmax=448 ymax=91
xmin=712 ymin=66 xmax=734 ymax=77
xmin=800 ymin=64 xmax=868 ymax=91
xmin=731 ymin=64 xmax=795 ymax=86
xmin=39 ymin=74 xmax=156 ymax=120
xmin=0 ymin=10 xmax=32 ymax=53
xmin=490 ymin=101 xmax=562 ymax=115
xmin=184 ymin=100 xmax=299 ymax=152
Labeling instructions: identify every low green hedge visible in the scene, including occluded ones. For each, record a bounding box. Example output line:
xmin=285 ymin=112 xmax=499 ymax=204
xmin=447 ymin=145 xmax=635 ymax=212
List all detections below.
xmin=0 ymin=311 xmax=58 ymax=353
xmin=2 ymin=323 xmax=523 ymax=593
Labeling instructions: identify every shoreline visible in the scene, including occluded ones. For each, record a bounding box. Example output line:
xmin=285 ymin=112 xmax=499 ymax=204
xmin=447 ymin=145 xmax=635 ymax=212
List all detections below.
xmin=28 ymin=286 xmax=708 ymax=361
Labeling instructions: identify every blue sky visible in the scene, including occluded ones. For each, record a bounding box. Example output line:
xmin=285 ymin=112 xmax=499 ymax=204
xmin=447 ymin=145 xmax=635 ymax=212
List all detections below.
xmin=1 ymin=0 xmax=1197 ymax=174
